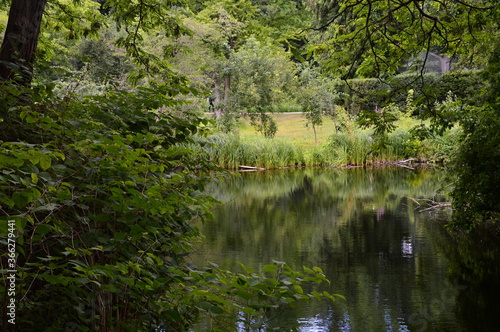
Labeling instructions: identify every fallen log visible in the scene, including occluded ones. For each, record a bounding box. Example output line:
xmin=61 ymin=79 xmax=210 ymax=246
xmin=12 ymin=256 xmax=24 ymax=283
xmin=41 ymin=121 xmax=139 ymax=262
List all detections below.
xmin=239 ymin=165 xmax=266 ymax=171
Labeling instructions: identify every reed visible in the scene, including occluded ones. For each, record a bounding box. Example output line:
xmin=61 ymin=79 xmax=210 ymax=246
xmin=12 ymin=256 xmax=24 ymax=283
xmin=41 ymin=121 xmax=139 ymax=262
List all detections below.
xmin=324 ymin=131 xmax=372 ymax=165
xmin=187 ymin=134 xmax=304 ymax=169
xmin=185 ymin=125 xmax=460 ymax=169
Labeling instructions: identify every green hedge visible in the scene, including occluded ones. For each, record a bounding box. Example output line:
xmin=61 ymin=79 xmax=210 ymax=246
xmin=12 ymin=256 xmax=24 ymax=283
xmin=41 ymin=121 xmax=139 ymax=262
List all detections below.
xmin=336 ymin=70 xmax=486 ymax=114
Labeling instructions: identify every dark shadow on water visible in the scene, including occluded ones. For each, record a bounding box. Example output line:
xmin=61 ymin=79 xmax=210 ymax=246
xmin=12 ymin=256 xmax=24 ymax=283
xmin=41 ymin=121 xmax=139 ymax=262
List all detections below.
xmin=192 ymin=167 xmax=500 ymax=331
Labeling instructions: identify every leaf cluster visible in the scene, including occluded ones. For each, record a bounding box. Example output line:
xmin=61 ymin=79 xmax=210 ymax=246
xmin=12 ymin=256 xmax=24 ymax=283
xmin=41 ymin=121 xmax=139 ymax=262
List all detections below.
xmin=172 ymin=261 xmax=344 ymax=331
xmin=0 ymin=80 xmax=218 ymax=330
xmin=311 ymin=0 xmax=500 ymax=78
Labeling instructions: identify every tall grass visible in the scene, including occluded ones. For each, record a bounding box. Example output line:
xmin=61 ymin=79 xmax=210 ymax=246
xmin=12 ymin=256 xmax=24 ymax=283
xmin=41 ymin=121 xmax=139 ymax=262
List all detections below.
xmin=323 ymin=131 xmax=372 ymax=165
xmin=183 ymin=125 xmax=461 ymax=169
xmin=186 ymin=133 xmax=305 ymax=169
xmin=424 ymin=126 xmax=462 ymax=163
xmin=322 ymin=127 xmax=461 ymax=166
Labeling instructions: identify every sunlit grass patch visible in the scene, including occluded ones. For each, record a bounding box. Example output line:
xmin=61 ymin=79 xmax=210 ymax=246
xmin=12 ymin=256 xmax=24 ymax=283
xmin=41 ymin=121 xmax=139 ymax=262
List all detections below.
xmin=238 ymin=113 xmax=339 ymax=147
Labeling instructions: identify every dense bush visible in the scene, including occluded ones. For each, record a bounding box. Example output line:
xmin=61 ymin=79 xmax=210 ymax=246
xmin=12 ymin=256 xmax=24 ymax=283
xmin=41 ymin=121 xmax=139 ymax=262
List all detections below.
xmin=0 ymin=82 xmax=218 ymax=330
xmin=447 ymin=49 xmax=500 ymax=230
xmin=339 ymin=77 xmax=389 ymax=115
xmin=436 ymin=71 xmax=485 ymax=105
xmin=450 ymin=106 xmax=500 ymax=230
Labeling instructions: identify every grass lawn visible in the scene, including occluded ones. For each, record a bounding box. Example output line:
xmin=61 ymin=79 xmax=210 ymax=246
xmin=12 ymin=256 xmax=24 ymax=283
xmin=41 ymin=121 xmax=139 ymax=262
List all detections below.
xmin=236 ymin=112 xmax=429 ymax=148
xmin=237 ymin=113 xmax=339 ymax=147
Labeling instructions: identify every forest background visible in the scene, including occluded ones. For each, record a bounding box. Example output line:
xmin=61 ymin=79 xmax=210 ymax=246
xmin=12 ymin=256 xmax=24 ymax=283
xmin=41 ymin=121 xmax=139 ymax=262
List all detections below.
xmin=0 ymin=0 xmax=499 ymax=331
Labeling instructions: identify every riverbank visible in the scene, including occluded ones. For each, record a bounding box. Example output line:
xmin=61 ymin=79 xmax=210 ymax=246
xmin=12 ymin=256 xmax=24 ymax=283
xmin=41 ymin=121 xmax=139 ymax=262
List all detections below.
xmin=186 ymin=113 xmax=459 ymax=170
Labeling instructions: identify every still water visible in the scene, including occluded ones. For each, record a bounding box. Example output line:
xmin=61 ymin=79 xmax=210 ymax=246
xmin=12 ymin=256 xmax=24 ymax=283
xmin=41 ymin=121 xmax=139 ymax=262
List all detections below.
xmin=192 ymin=167 xmax=500 ymax=331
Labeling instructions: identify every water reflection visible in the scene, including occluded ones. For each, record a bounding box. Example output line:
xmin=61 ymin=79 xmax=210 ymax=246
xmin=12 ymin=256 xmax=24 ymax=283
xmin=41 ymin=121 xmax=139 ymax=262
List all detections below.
xmin=401 ymin=237 xmax=413 ymax=258
xmin=192 ymin=167 xmax=500 ymax=331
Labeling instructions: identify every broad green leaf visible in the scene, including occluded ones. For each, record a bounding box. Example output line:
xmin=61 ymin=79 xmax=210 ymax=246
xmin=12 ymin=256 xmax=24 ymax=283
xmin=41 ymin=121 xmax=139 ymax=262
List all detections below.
xmin=236 ymin=289 xmax=254 ymax=300
xmin=197 ymin=301 xmax=224 ymax=314
xmin=238 ymin=262 xmax=255 ymax=273
xmin=12 ymin=191 xmax=31 ymax=208
xmin=293 ymin=285 xmax=303 ymax=294
xmin=241 ymin=306 xmax=257 ymax=315
xmin=32 ymin=203 xmax=59 ymax=212
xmin=39 ymin=154 xmax=52 ymax=170
xmin=313 ymin=266 xmax=324 ymax=273
xmin=263 ymin=264 xmax=278 ymax=273
xmin=35 ymin=224 xmax=53 ymax=235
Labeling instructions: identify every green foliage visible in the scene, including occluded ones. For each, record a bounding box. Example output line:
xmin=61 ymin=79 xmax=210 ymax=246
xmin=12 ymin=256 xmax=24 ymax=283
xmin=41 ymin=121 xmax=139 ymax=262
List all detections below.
xmin=178 ymin=261 xmax=343 ymax=331
xmin=324 ymin=123 xmax=457 ymax=166
xmin=229 ymin=37 xmax=295 ymax=136
xmin=43 ymin=0 xmax=105 ymax=40
xmin=325 ymin=131 xmax=372 ymax=166
xmin=70 ymin=38 xmax=132 ymax=81
xmin=444 ymin=44 xmax=500 ymax=230
xmin=357 ymin=103 xmax=399 ymax=154
xmin=0 ymin=1 xmax=346 ymax=330
xmin=307 ymin=0 xmax=500 ymax=232
xmin=230 ymin=37 xmax=294 ymax=108
xmin=214 ymin=111 xmax=239 ymax=133
xmin=196 ymin=0 xmax=256 ymax=54
xmin=188 ymin=119 xmax=456 ymax=169
xmin=334 ymin=71 xmax=486 ymax=115
xmin=186 ymin=133 xmax=305 ymax=169
xmin=435 ymin=71 xmax=486 ymax=106
xmin=273 ymin=102 xmax=302 ymax=113
xmin=252 ymin=0 xmax=312 ymax=39
xmin=297 ymin=66 xmax=344 ymax=144
xmin=450 ymin=107 xmax=500 ymax=230
xmin=449 ymin=106 xmax=500 ymax=230
xmin=312 ymin=1 xmax=499 ymax=77
xmin=248 ymin=113 xmax=278 ymax=139
xmin=0 ymin=81 xmax=218 ymax=330
xmin=37 ymin=29 xmax=135 ymax=97
xmin=182 ymin=0 xmax=261 ymax=122
xmin=340 ymin=78 xmax=388 ymax=115
xmin=428 ymin=91 xmax=464 ymax=135
xmin=386 ymin=73 xmax=441 ymax=107
xmin=358 ymin=104 xmax=398 ymax=136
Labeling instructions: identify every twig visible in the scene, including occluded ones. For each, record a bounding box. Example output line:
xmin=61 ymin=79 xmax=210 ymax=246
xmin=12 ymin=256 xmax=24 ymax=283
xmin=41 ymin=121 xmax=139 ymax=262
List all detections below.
xmin=395 ymin=163 xmax=415 ymax=170
xmin=420 ymin=202 xmax=451 ymax=211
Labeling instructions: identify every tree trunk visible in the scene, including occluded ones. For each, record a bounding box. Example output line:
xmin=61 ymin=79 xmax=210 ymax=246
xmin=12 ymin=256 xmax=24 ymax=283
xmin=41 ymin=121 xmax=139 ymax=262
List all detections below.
xmin=213 ymin=76 xmax=222 ymax=117
xmin=0 ymin=0 xmax=48 ymax=84
xmin=439 ymin=54 xmax=451 ymax=73
xmin=224 ymin=74 xmax=230 ymax=102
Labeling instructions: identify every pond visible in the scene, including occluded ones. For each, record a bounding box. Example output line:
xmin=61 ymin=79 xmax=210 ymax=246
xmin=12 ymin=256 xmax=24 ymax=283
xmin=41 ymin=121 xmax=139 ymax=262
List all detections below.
xmin=191 ymin=167 xmax=500 ymax=331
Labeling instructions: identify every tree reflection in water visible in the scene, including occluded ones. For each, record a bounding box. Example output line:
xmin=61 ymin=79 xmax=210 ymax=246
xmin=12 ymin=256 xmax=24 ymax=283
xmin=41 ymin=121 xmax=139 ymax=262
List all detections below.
xmin=192 ymin=167 xmax=500 ymax=331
